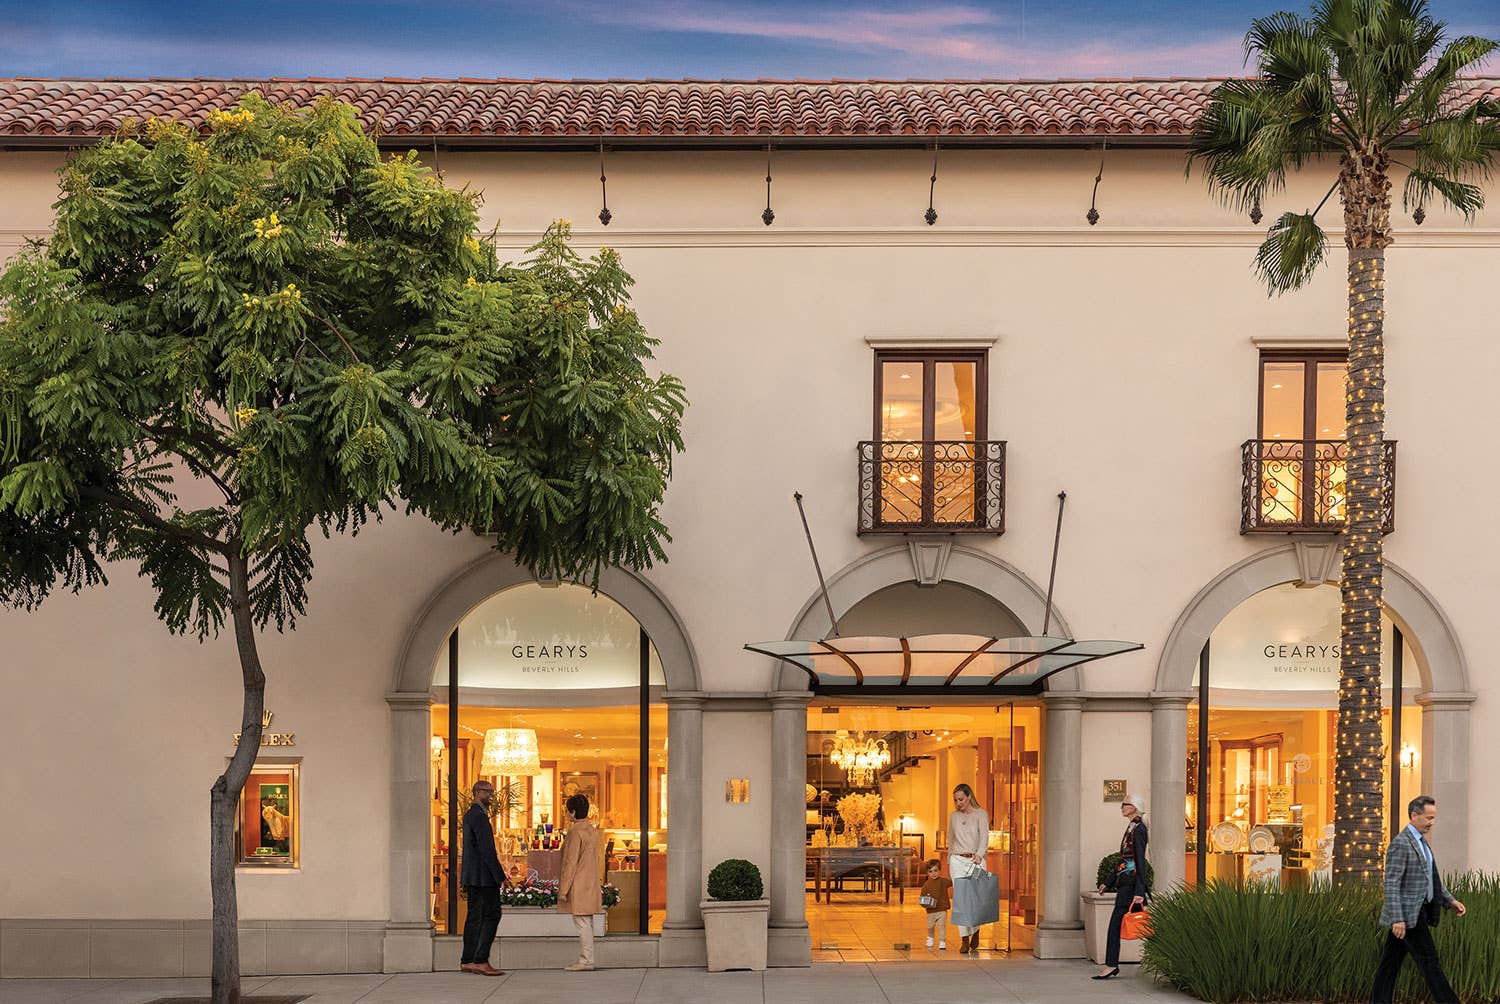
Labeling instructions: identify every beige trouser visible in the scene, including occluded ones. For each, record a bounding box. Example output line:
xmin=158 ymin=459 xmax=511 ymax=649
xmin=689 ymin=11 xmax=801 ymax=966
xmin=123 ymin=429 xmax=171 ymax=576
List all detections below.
xmin=573 ymin=914 xmax=594 ymax=965
xmin=926 ymin=910 xmax=948 ymax=935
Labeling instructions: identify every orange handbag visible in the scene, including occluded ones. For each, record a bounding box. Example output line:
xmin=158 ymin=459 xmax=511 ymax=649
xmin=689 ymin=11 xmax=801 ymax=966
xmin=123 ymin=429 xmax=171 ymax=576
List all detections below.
xmin=1119 ymin=905 xmax=1152 ymax=940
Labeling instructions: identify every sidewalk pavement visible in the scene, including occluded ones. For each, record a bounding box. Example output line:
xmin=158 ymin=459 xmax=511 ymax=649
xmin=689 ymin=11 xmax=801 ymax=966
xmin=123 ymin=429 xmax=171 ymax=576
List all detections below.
xmin=1 ymin=961 xmax=1190 ymax=1003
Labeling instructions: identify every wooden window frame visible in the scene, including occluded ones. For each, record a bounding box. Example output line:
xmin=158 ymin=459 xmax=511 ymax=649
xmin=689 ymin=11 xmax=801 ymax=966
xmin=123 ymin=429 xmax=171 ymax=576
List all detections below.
xmin=1256 ymin=349 xmax=1347 ymax=443
xmin=873 ymin=349 xmax=988 ymax=443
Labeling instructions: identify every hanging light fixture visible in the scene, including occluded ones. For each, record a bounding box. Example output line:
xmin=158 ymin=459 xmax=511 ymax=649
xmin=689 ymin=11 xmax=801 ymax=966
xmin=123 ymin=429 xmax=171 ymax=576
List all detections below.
xmin=480 ymin=728 xmax=542 ymax=777
xmin=828 ymin=730 xmax=891 ymax=787
xmin=430 ymin=735 xmax=445 ymax=761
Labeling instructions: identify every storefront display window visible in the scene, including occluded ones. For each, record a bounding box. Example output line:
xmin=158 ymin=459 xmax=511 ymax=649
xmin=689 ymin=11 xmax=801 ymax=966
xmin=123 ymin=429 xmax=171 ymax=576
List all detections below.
xmin=429 ymin=583 xmax=667 ymax=937
xmin=1185 ymin=583 xmax=1420 ymax=889
xmin=236 ymin=759 xmax=300 ymax=869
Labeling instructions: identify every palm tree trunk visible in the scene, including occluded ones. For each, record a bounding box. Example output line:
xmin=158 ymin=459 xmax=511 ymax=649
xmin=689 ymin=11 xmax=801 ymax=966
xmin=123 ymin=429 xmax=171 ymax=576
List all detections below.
xmin=212 ymin=547 xmax=267 ymax=1004
xmin=1333 ymin=148 xmax=1391 ymax=883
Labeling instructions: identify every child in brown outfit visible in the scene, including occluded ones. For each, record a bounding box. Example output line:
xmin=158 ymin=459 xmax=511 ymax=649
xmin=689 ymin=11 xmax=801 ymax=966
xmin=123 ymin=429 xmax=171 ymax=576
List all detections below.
xmin=920 ymin=859 xmax=952 ymax=950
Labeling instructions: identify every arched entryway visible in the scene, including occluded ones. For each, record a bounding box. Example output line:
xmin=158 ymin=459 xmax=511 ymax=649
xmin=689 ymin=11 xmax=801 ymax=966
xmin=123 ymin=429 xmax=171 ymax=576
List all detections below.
xmin=383 ymin=551 xmax=701 ymax=973
xmin=766 ymin=543 xmax=1100 ymax=961
xmin=1149 ymin=543 xmax=1472 ymax=893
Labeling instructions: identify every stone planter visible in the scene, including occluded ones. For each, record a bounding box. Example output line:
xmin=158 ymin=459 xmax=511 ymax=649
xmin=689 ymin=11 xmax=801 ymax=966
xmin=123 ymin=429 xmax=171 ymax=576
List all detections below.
xmin=700 ymin=898 xmax=769 ymax=972
xmin=1081 ymin=891 xmax=1142 ymax=964
xmin=496 ymin=907 xmax=605 ymax=938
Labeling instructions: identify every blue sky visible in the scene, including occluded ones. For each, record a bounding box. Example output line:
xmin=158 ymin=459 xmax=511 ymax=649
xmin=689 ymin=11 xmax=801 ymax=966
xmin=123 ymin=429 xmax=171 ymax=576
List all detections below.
xmin=2 ymin=1 xmax=1497 ymax=80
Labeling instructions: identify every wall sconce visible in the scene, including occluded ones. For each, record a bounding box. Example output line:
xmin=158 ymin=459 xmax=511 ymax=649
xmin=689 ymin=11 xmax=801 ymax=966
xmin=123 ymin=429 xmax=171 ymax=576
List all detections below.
xmin=1399 ymin=743 xmax=1418 ymax=770
xmin=430 ymin=735 xmax=445 ymax=761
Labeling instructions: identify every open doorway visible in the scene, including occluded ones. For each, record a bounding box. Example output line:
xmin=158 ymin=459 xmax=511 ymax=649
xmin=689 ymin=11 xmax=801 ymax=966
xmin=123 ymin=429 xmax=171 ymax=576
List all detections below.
xmin=804 ymin=702 xmax=1043 ymax=961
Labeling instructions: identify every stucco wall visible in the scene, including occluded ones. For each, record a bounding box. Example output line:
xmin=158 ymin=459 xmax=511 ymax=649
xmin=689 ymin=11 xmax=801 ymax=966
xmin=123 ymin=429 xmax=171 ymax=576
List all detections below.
xmin=0 ymin=144 xmax=1495 ymax=920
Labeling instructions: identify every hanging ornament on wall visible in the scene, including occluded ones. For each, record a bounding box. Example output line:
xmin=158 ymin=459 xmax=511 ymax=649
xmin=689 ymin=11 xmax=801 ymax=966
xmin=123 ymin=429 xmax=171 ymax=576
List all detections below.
xmin=1087 ymin=140 xmax=1107 ymax=226
xmin=1250 ymin=196 xmax=1263 ymax=225
xmin=1413 ymin=204 xmax=1426 ymax=225
xmin=597 ymin=142 xmax=612 ymax=226
xmin=762 ymin=143 xmax=776 ymax=226
xmin=925 ymin=142 xmax=940 ymax=226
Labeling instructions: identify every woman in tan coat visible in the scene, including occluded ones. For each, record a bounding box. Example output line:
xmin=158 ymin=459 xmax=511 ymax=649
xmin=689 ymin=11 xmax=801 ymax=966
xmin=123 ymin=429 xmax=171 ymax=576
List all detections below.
xmin=558 ymin=792 xmax=602 ymax=971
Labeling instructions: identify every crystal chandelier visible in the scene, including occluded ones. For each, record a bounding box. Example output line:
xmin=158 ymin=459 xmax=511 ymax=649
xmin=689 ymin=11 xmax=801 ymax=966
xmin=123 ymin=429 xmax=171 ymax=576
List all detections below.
xmin=480 ymin=728 xmax=542 ymax=777
xmin=828 ymin=731 xmax=891 ymax=787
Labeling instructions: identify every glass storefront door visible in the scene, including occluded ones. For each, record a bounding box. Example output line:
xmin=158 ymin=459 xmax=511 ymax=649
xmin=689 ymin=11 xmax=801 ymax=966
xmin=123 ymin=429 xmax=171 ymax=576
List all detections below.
xmin=804 ymin=702 xmax=1042 ymax=959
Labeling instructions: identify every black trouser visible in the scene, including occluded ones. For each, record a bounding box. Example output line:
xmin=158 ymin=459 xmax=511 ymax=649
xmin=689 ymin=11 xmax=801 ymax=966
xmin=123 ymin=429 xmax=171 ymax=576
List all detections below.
xmin=461 ymin=885 xmax=503 ymax=965
xmin=1370 ymin=912 xmax=1457 ymax=1003
xmin=1105 ymin=884 xmax=1139 ymax=967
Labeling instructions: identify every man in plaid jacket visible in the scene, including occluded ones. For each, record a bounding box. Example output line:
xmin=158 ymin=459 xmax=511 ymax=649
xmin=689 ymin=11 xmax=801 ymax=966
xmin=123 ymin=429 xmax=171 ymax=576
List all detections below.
xmin=1370 ymin=795 xmax=1467 ymax=1003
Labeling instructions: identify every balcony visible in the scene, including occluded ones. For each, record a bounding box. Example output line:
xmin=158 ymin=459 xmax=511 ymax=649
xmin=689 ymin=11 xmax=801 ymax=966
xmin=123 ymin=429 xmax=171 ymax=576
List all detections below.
xmin=857 ymin=440 xmax=1005 ymax=534
xmin=1241 ymin=439 xmax=1396 ymax=534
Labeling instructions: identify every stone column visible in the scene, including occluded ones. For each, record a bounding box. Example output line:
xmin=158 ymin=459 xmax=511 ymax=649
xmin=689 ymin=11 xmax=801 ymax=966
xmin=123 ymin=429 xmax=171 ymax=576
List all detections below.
xmin=384 ymin=692 xmax=435 ymax=973
xmin=769 ymin=691 xmax=813 ymax=966
xmin=1418 ymin=691 xmax=1475 ymax=870
xmin=658 ymin=692 xmax=706 ymax=967
xmin=1034 ymin=693 xmax=1085 ymax=959
xmin=1149 ymin=692 xmax=1194 ymax=894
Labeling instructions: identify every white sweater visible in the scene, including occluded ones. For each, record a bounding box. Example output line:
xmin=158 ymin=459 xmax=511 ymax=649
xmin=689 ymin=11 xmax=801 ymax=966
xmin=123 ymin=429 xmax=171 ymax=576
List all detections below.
xmin=948 ymin=808 xmax=990 ymax=857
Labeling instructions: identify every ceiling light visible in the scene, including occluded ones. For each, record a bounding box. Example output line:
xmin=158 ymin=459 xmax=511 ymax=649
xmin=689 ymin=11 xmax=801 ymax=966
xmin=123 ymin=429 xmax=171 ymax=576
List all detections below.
xmin=1271 ymin=383 xmax=1283 ymax=389
xmin=480 ymin=729 xmax=541 ymax=777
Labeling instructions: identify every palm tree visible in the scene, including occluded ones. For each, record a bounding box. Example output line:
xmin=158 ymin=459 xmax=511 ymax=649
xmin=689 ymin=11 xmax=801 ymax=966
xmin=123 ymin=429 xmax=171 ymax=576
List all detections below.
xmin=1189 ymin=0 xmax=1498 ymax=881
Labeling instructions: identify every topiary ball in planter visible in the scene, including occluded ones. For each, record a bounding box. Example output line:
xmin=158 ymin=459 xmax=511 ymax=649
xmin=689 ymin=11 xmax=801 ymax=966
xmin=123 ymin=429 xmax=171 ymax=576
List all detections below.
xmin=1096 ymin=851 xmax=1154 ymax=891
xmin=707 ymin=858 xmax=764 ymax=901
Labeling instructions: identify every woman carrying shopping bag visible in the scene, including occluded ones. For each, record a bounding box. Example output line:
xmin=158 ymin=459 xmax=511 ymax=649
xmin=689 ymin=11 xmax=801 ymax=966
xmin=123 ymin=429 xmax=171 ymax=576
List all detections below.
xmin=947 ymin=783 xmax=998 ymax=954
xmin=1094 ymin=793 xmax=1148 ymax=980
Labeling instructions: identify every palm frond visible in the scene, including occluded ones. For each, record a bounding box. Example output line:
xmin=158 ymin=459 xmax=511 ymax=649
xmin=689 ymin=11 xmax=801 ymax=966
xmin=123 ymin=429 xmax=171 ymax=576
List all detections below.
xmin=1189 ymin=80 xmax=1332 ymax=212
xmin=1392 ymin=35 xmax=1495 ymax=128
xmin=1402 ymin=167 xmax=1484 ymax=219
xmin=1255 ymin=211 xmax=1329 ymax=295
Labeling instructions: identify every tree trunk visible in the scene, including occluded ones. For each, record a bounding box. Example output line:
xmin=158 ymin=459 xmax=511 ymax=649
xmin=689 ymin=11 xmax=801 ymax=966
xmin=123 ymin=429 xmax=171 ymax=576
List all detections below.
xmin=1333 ymin=147 xmax=1391 ymax=883
xmin=212 ymin=547 xmax=267 ymax=1004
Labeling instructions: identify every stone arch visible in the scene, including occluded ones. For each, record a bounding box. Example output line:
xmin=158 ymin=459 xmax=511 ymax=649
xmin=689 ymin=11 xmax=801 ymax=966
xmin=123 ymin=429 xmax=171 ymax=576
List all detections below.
xmin=778 ymin=542 xmax=1080 ymax=690
xmin=1149 ymin=542 xmax=1474 ymax=884
xmin=391 ymin=549 xmax=700 ymax=696
xmin=1154 ymin=543 xmax=1469 ymax=696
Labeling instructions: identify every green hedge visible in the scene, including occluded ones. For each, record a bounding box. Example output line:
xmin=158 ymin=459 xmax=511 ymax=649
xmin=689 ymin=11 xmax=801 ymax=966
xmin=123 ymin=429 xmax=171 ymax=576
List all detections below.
xmin=707 ymin=859 xmax=763 ymax=901
xmin=1142 ymin=875 xmax=1500 ymax=1003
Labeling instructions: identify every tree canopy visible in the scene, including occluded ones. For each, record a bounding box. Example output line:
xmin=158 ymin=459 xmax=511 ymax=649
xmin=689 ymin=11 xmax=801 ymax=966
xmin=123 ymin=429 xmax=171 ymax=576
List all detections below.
xmin=0 ymin=94 xmax=687 ymax=633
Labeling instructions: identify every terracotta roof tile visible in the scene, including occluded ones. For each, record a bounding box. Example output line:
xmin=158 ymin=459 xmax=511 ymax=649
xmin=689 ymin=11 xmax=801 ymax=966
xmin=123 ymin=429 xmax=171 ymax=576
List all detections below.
xmin=1 ymin=78 xmax=1496 ymax=142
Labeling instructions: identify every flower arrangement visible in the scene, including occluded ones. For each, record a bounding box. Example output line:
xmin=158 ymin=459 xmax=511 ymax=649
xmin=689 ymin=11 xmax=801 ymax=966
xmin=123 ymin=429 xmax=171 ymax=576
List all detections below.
xmin=836 ymin=792 xmax=882 ymax=840
xmin=493 ymin=878 xmax=621 ymax=910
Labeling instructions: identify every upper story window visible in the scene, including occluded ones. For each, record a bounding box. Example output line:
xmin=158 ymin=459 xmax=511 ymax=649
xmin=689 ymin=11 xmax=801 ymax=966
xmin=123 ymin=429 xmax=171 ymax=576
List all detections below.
xmin=1243 ymin=348 xmax=1394 ymax=535
xmin=860 ymin=350 xmax=1003 ymax=533
xmin=1259 ymin=351 xmax=1346 ymax=443
xmin=875 ymin=352 xmax=986 ymax=443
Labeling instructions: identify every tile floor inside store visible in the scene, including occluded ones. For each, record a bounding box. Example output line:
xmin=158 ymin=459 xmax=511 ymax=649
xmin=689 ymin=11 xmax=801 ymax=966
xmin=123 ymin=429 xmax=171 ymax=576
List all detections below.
xmin=805 ymin=896 xmax=1034 ymax=962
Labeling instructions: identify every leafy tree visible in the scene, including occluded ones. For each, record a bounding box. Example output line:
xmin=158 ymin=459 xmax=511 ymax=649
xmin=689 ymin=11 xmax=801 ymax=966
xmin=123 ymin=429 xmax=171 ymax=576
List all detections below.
xmin=0 ymin=96 xmax=685 ymax=1002
xmin=1189 ymin=0 xmax=1498 ymax=880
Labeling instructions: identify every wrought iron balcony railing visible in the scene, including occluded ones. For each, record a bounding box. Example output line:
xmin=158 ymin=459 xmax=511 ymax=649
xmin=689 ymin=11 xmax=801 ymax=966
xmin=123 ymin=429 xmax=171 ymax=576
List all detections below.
xmin=1241 ymin=439 xmax=1396 ymax=534
xmin=857 ymin=440 xmax=1005 ymax=534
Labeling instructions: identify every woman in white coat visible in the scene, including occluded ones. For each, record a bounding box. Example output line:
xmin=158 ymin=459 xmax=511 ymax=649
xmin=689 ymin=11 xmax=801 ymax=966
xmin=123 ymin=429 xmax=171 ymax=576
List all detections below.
xmin=947 ymin=783 xmax=990 ymax=954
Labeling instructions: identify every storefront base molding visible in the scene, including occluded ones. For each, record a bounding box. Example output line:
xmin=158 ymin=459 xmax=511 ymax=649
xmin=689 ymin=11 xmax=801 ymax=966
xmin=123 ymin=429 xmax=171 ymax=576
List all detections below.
xmin=382 ymin=922 xmax=434 ymax=973
xmin=657 ymin=926 xmax=708 ymax=968
xmin=766 ymin=925 xmax=812 ymax=968
xmin=0 ymin=919 xmax=386 ymax=980
xmin=1030 ymin=922 xmax=1087 ymax=960
xmin=433 ymin=933 xmax=657 ymax=970
xmin=1080 ymin=892 xmax=1142 ymax=964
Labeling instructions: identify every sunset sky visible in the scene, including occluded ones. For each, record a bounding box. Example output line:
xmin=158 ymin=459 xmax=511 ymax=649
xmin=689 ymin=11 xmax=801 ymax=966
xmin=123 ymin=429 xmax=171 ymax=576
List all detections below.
xmin=3 ymin=0 xmax=1497 ymax=80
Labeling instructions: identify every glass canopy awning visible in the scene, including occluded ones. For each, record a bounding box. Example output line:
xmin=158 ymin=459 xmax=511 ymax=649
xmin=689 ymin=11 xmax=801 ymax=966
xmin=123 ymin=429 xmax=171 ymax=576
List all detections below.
xmin=744 ymin=634 xmax=1143 ymax=694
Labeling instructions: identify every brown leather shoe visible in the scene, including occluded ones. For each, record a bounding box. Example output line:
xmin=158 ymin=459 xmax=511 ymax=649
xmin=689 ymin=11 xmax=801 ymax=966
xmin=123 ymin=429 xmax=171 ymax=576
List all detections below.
xmin=475 ymin=963 xmax=505 ymax=976
xmin=461 ymin=963 xmax=484 ymax=975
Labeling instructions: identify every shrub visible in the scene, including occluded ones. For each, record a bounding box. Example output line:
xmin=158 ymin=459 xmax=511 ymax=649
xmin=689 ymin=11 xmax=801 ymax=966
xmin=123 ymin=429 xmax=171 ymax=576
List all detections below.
xmin=1142 ymin=874 xmax=1500 ymax=1003
xmin=1096 ymin=851 xmax=1155 ymax=892
xmin=707 ymin=859 xmax=764 ymax=901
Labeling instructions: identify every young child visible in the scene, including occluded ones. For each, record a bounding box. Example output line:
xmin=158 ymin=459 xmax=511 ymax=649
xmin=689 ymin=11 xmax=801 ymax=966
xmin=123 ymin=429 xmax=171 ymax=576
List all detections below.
xmin=919 ymin=858 xmax=953 ymax=950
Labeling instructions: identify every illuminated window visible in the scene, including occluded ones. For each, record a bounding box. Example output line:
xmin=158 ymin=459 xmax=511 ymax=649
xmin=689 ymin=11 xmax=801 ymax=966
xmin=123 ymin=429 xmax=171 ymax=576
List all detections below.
xmin=873 ymin=351 xmax=986 ymax=525
xmin=236 ymin=760 xmax=300 ymax=869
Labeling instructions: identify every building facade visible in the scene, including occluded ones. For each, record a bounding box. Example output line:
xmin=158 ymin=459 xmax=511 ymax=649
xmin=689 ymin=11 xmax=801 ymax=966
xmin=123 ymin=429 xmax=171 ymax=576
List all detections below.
xmin=0 ymin=77 xmax=1495 ymax=978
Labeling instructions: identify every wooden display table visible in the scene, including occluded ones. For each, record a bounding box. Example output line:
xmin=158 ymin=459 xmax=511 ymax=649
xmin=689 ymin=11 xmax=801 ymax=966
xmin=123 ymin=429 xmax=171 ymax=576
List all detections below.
xmin=807 ymin=846 xmax=916 ymax=904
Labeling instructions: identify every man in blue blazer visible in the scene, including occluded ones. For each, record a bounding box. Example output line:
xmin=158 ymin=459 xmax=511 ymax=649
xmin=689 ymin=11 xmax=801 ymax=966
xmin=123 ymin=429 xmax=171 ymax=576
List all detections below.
xmin=1371 ymin=795 xmax=1467 ymax=1003
xmin=460 ymin=780 xmax=509 ymax=977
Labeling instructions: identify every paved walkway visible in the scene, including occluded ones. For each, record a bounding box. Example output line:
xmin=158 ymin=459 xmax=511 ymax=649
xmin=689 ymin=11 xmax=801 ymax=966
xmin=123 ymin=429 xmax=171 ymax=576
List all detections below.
xmin=1 ymin=961 xmax=1189 ymax=1003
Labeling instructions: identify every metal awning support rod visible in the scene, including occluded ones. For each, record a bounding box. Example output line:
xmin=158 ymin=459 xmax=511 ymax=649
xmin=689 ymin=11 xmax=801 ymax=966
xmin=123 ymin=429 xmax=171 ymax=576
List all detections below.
xmin=1042 ymin=490 xmax=1066 ymax=637
xmin=794 ymin=492 xmax=840 ymax=637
